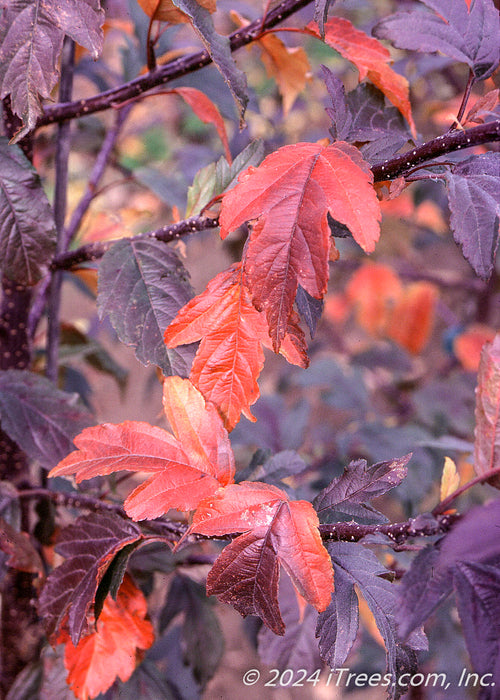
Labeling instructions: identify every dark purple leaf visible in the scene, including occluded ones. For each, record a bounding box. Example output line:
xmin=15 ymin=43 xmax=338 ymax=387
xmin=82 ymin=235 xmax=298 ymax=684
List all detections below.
xmin=0 ymin=0 xmax=104 ymax=138
xmin=374 ymin=0 xmax=500 ymax=81
xmin=159 ymin=574 xmax=224 ymax=686
xmin=326 ymin=542 xmax=425 ymax=689
xmin=321 ymin=65 xmax=352 ymax=141
xmin=454 ymin=561 xmax=500 ymax=688
xmin=238 ymin=450 xmax=307 ymax=486
xmin=0 ymin=369 xmax=93 ymax=469
xmin=97 ymin=238 xmax=196 ymax=377
xmin=0 ymin=138 xmax=56 ymax=284
xmin=316 ymin=563 xmax=359 ymax=667
xmin=314 ymin=455 xmax=411 ymax=524
xmin=396 ymin=544 xmax=453 ymax=641
xmin=295 ymin=285 xmax=324 ymax=339
xmin=100 ymin=660 xmax=176 ymax=700
xmin=231 ymin=396 xmax=309 ymax=453
xmin=171 ymin=0 xmax=248 ymax=125
xmin=206 ymin=528 xmax=284 ymax=635
xmin=258 ymin=573 xmax=321 ymax=672
xmin=397 ymin=500 xmax=500 ymax=641
xmin=444 ymin=152 xmax=500 ymax=279
xmin=38 ymin=512 xmax=143 ymax=645
xmin=345 ymin=84 xmax=413 ymax=162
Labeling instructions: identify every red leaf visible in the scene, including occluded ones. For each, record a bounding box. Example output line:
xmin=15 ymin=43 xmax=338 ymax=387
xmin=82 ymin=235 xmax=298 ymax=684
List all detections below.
xmin=191 ymin=482 xmax=334 ymax=619
xmin=346 ymin=263 xmax=403 ymax=337
xmin=49 ymin=377 xmax=234 ymax=520
xmin=453 ymin=324 xmax=496 ymax=372
xmin=474 ymin=333 xmax=500 ymax=486
xmin=169 ymin=87 xmax=231 ymax=163
xmin=307 ymin=18 xmax=416 ymax=136
xmin=385 ymin=281 xmax=438 ymax=354
xmin=165 ymin=263 xmax=308 ymax=431
xmin=219 ymin=142 xmax=380 ymax=349
xmin=63 ymin=575 xmax=154 ymax=700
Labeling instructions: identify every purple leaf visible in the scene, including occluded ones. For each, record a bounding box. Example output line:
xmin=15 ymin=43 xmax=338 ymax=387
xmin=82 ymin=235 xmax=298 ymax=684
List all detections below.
xmin=325 ymin=542 xmax=424 ymax=690
xmin=171 ymin=0 xmax=248 ymax=126
xmin=321 ymin=65 xmax=352 ymax=141
xmin=0 ymin=369 xmax=92 ymax=469
xmin=316 ymin=563 xmax=359 ymax=667
xmin=258 ymin=573 xmax=321 ymax=672
xmin=397 ymin=500 xmax=500 ymax=641
xmin=237 ymin=450 xmax=307 ymax=486
xmin=374 ymin=0 xmax=500 ymax=81
xmin=38 ymin=513 xmax=143 ymax=645
xmin=444 ymin=153 xmax=500 ymax=279
xmin=159 ymin=574 xmax=224 ymax=686
xmin=314 ymin=455 xmax=411 ymax=524
xmin=97 ymin=238 xmax=196 ymax=377
xmin=454 ymin=561 xmax=500 ymax=688
xmin=206 ymin=528 xmax=284 ymax=635
xmin=100 ymin=660 xmax=176 ymax=700
xmin=0 ymin=138 xmax=56 ymax=285
xmin=295 ymin=285 xmax=324 ymax=339
xmin=0 ymin=0 xmax=104 ymax=138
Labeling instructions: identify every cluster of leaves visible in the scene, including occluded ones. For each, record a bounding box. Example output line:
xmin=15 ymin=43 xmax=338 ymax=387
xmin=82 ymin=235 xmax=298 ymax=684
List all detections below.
xmin=0 ymin=0 xmax=500 ymax=697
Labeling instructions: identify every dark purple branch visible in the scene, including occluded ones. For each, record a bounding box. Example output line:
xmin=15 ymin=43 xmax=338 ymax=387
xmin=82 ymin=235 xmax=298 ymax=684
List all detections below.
xmin=46 ymin=38 xmax=75 ymax=383
xmin=36 ymin=0 xmax=314 ymax=129
xmin=372 ymin=120 xmax=500 ymax=181
xmin=52 ymin=215 xmax=220 ymax=270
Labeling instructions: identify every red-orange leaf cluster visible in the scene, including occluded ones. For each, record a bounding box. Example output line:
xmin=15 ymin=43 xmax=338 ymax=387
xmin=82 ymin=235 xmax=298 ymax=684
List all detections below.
xmin=190 ymin=481 xmax=334 ymax=633
xmin=165 ymin=262 xmax=308 ymax=431
xmin=219 ymin=141 xmax=381 ymax=350
xmin=49 ymin=376 xmax=234 ymax=520
xmin=62 ymin=574 xmax=154 ymax=700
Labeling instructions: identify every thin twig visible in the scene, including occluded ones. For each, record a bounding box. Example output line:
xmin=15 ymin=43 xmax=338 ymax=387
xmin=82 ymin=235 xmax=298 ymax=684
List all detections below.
xmin=46 ymin=38 xmax=75 ymax=383
xmin=449 ymin=69 xmax=475 ymax=131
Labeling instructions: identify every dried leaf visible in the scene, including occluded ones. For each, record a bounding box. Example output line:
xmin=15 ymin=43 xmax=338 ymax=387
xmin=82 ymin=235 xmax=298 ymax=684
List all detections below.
xmin=474 ymin=333 xmax=500 ymax=485
xmin=439 ymin=456 xmax=460 ymax=502
xmin=137 ymin=0 xmax=215 ymax=24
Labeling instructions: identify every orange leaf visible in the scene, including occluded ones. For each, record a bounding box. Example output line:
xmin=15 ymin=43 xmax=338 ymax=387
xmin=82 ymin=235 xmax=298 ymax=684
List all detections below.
xmin=220 ymin=142 xmax=380 ymax=349
xmin=474 ymin=333 xmax=500 ymax=485
xmin=169 ymin=87 xmax=231 ymax=163
xmin=307 ymin=18 xmax=415 ymax=136
xmin=49 ymin=377 xmax=234 ymax=520
xmin=137 ymin=0 xmax=215 ymax=24
xmin=165 ymin=263 xmax=308 ymax=431
xmin=192 ymin=481 xmax=334 ymax=612
xmin=63 ymin=575 xmax=154 ymax=700
xmin=259 ymin=34 xmax=311 ymax=116
xmin=346 ymin=263 xmax=403 ymax=337
xmin=385 ymin=281 xmax=438 ymax=354
xmin=454 ymin=324 xmax=497 ymax=372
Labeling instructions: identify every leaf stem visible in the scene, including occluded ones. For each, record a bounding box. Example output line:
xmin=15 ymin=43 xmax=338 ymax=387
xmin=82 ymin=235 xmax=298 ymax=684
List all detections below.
xmin=449 ymin=69 xmax=475 ymax=131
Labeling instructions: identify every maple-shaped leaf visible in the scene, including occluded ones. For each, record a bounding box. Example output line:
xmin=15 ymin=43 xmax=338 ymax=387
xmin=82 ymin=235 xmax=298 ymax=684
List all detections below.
xmin=314 ymin=454 xmax=411 ymax=524
xmin=0 ymin=0 xmax=104 ymax=138
xmin=38 ymin=513 xmax=144 ymax=645
xmin=374 ymin=0 xmax=500 ymax=81
xmin=0 ymin=138 xmax=56 ymax=285
xmin=308 ymin=18 xmax=415 ymax=136
xmin=63 ymin=574 xmax=154 ymax=700
xmin=137 ymin=0 xmax=215 ymax=24
xmin=474 ymin=333 xmax=500 ymax=487
xmin=191 ymin=481 xmax=334 ymax=629
xmin=49 ymin=377 xmax=235 ymax=520
xmin=165 ymin=263 xmax=308 ymax=431
xmin=444 ymin=152 xmax=500 ymax=279
xmin=97 ymin=238 xmax=196 ymax=377
xmin=220 ymin=142 xmax=381 ymax=349
xmin=0 ymin=369 xmax=92 ymax=469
